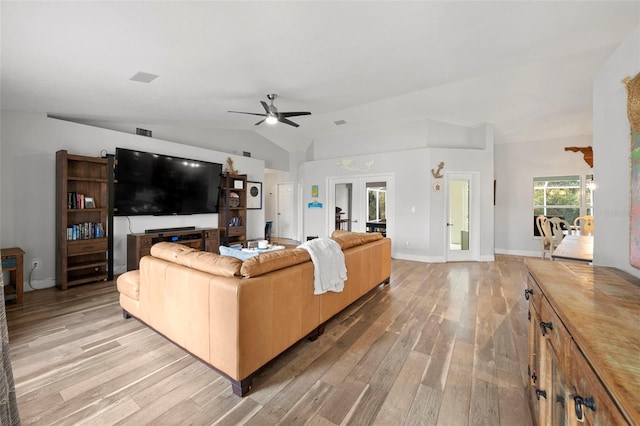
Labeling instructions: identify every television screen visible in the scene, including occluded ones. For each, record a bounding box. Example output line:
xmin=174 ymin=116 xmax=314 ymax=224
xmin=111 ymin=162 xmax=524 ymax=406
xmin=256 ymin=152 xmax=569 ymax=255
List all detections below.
xmin=114 ymin=148 xmax=223 ymax=216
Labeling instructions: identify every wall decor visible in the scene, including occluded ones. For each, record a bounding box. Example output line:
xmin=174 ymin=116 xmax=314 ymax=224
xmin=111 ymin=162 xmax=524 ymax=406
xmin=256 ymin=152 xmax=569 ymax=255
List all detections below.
xmin=337 ymin=158 xmax=374 ymax=172
xmin=624 ymin=72 xmax=640 ymax=268
xmin=246 ymin=181 xmax=262 ymax=210
xmin=564 ymin=146 xmax=593 ymax=167
xmin=312 ymin=185 xmax=318 ymax=198
xmin=431 ymin=162 xmax=445 ymax=178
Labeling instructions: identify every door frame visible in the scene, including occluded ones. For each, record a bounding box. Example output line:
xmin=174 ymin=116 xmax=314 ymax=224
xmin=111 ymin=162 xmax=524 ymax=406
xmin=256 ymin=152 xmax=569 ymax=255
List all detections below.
xmin=444 ymin=172 xmax=480 ymax=262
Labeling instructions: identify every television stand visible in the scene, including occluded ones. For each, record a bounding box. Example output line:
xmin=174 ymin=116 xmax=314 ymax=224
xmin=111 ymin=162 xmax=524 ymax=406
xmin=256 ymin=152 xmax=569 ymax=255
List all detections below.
xmin=145 ymin=226 xmax=196 ymax=234
xmin=127 ymin=227 xmax=219 ymax=271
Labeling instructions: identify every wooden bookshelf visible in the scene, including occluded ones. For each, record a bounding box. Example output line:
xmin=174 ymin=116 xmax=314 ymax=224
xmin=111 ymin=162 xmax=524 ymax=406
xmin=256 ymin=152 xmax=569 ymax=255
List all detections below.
xmin=218 ymin=174 xmax=247 ymax=247
xmin=56 ymin=150 xmax=113 ymax=290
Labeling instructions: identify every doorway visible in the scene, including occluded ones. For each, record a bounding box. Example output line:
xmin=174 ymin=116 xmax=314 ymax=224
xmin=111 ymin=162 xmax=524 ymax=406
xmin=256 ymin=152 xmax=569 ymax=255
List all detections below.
xmin=328 ymin=174 xmax=393 ymax=239
xmin=445 ymin=172 xmax=479 ymax=261
xmin=277 ymin=183 xmax=295 ymax=239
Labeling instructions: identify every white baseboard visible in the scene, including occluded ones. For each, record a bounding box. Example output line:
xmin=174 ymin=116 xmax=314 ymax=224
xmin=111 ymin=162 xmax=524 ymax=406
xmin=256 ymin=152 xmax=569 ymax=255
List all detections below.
xmin=23 ymin=277 xmax=56 ymax=291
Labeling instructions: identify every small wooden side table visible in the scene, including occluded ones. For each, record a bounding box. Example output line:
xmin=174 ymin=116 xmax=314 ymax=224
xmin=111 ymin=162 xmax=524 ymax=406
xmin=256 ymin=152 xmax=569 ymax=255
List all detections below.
xmin=1 ymin=247 xmax=25 ymax=304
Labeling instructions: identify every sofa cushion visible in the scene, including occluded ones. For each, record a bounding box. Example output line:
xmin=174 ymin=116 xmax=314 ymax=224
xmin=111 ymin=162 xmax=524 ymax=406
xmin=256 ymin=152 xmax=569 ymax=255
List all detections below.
xmin=331 ymin=230 xmax=384 ymax=250
xmin=240 ymin=248 xmax=311 ymax=278
xmin=151 ymin=242 xmax=242 ymax=277
xmin=117 ymin=270 xmax=140 ymax=300
xmin=150 ymin=242 xmax=197 ymax=261
xmin=178 ymin=250 xmax=242 ymax=277
xmin=219 ymin=245 xmax=260 ymax=261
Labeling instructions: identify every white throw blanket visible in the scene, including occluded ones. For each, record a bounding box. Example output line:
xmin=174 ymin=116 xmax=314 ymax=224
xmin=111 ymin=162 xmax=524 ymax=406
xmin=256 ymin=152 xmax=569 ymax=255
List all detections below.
xmin=298 ymin=238 xmax=347 ymax=295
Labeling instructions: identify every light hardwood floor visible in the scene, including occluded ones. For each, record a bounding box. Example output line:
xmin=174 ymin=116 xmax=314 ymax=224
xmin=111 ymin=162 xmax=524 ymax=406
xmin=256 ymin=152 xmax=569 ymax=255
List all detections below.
xmin=6 ymin=255 xmax=533 ymax=425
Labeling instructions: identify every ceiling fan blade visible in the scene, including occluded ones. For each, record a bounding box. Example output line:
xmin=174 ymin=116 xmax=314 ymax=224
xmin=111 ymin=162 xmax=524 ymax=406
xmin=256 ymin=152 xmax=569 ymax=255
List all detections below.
xmin=228 ymin=111 xmax=267 ymax=117
xmin=260 ymin=101 xmax=270 ymax=113
xmin=279 ymin=111 xmax=312 ymax=118
xmin=278 ymin=117 xmax=300 ymax=127
xmin=254 ymin=119 xmax=266 ymax=126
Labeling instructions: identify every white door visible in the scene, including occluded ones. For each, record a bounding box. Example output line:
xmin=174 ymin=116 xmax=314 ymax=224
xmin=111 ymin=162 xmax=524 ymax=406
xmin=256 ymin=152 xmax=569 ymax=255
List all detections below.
xmin=329 ymin=178 xmax=365 ymax=233
xmin=277 ymin=183 xmax=295 ymax=239
xmin=446 ymin=173 xmax=479 ymax=261
xmin=328 ymin=175 xmax=393 ymax=238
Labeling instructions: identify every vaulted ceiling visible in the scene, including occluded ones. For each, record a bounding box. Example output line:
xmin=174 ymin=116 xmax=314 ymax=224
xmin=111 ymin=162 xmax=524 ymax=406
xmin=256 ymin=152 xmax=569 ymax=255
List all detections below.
xmin=2 ymin=1 xmax=638 ymax=152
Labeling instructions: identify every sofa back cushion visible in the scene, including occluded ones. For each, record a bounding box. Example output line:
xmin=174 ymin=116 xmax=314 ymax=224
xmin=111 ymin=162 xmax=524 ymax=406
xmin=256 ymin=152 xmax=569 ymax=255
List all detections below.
xmin=240 ymin=248 xmax=311 ymax=278
xmin=331 ymin=230 xmax=384 ymax=250
xmin=150 ymin=242 xmax=241 ymax=277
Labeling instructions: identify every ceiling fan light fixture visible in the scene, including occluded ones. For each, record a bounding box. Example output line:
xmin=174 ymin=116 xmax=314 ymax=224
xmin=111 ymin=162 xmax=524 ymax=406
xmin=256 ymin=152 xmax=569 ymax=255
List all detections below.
xmin=265 ymin=114 xmax=278 ymax=125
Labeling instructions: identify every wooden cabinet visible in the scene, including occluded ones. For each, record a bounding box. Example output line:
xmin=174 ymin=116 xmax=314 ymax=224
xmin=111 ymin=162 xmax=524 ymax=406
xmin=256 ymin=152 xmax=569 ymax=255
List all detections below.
xmin=126 ymin=228 xmax=219 ymax=271
xmin=56 ymin=150 xmax=113 ymax=290
xmin=525 ymin=260 xmax=640 ymax=425
xmin=218 ymin=174 xmax=247 ymax=247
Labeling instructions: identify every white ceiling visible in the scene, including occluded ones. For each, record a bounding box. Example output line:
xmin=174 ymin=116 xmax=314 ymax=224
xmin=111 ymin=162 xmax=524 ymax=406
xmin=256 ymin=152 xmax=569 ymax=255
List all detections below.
xmin=2 ymin=1 xmax=639 ymax=152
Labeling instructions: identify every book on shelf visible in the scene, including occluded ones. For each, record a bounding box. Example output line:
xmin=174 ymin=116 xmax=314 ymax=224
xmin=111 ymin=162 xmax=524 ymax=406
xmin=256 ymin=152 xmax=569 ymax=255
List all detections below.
xmin=66 ymin=222 xmax=105 ymax=240
xmin=67 ymin=192 xmax=93 ymax=209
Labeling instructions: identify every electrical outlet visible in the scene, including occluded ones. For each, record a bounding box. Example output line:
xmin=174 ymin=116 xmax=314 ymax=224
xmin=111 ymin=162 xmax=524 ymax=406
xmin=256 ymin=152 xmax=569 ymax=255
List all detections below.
xmin=32 ymin=259 xmax=41 ymax=270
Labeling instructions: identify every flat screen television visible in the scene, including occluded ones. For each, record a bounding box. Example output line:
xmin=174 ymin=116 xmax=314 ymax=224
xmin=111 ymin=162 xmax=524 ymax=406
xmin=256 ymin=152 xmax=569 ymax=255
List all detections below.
xmin=114 ymin=148 xmax=223 ymax=216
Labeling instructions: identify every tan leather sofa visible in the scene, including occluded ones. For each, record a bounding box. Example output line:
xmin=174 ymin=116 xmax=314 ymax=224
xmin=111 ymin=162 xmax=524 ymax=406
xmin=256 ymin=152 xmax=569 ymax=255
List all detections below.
xmin=117 ymin=231 xmax=391 ymax=396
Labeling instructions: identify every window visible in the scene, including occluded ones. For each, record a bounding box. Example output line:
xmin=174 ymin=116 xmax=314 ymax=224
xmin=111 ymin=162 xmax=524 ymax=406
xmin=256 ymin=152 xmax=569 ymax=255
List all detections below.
xmin=533 ymin=175 xmax=594 ymax=235
xmin=367 ymin=185 xmax=386 ymax=222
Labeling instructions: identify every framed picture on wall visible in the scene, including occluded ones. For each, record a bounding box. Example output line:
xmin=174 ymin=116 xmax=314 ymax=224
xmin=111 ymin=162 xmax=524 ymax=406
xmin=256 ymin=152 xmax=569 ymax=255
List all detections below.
xmin=247 ymin=181 xmax=262 ymax=209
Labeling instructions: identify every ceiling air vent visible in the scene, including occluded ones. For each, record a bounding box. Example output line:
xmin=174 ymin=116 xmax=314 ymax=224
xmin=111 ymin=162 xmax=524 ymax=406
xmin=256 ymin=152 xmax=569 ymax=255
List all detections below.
xmin=334 ymin=120 xmax=347 ymax=126
xmin=129 ymin=72 xmax=159 ymax=83
xmin=136 ymin=128 xmax=152 ymax=137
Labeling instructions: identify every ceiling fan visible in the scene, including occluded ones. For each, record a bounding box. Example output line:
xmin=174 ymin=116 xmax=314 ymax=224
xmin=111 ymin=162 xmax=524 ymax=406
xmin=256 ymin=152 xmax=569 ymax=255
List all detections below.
xmin=228 ymin=94 xmax=311 ymax=127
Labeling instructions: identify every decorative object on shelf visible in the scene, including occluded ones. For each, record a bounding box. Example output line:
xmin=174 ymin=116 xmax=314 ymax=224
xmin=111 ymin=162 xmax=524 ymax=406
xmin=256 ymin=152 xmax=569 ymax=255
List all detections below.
xmin=564 ymin=146 xmax=593 ymax=168
xmin=229 ymin=192 xmax=240 ymax=208
xmin=84 ymin=197 xmax=95 ymax=208
xmin=247 ymin=181 xmax=262 ymax=209
xmin=431 ymin=162 xmax=445 ymax=178
xmin=624 ymin=72 xmax=640 ymax=269
xmin=224 ymin=157 xmax=238 ymax=175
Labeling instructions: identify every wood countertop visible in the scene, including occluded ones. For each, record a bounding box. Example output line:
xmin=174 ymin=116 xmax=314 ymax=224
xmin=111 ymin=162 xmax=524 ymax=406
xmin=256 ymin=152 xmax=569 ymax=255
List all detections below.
xmin=526 ymin=259 xmax=640 ymax=423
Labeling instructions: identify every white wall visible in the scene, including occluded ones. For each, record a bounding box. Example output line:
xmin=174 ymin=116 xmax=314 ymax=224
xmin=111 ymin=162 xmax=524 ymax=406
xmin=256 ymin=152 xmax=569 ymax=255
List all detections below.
xmin=494 ymin=136 xmax=593 ymax=257
xmin=0 ymin=110 xmax=265 ymax=289
xmin=301 ymin=122 xmax=494 ymax=262
xmin=311 ymin=118 xmax=486 ymax=160
xmin=593 ymin=24 xmax=640 ymax=275
xmin=57 ymin=117 xmax=291 ymax=171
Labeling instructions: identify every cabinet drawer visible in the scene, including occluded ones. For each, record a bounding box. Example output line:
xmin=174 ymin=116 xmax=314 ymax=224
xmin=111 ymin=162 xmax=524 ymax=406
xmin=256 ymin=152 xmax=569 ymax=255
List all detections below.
xmin=569 ymin=342 xmax=627 ymax=425
xmin=68 ymin=239 xmax=107 ymax=255
xmin=527 ymin=274 xmax=544 ymax=312
xmin=540 ymin=297 xmax=570 ymax=372
xmin=1 ymin=258 xmax=16 ymax=268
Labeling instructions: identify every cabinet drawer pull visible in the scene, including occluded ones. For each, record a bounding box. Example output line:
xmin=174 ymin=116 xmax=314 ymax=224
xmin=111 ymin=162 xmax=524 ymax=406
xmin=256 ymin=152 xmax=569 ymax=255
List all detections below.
xmin=540 ymin=321 xmax=553 ymax=336
xmin=535 ymin=389 xmax=547 ymax=400
xmin=574 ymin=395 xmax=596 ymax=420
xmin=524 ymin=289 xmax=533 ymax=300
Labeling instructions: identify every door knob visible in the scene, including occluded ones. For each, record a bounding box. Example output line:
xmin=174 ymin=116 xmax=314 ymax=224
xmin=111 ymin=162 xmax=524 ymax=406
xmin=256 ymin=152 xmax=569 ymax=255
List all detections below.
xmin=446 ymin=223 xmax=454 ymax=227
